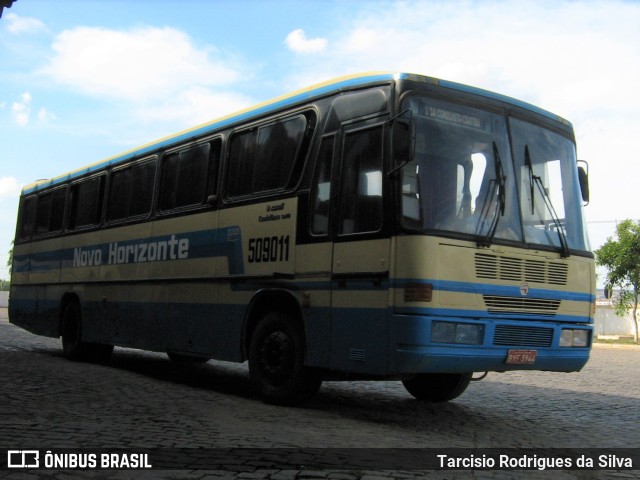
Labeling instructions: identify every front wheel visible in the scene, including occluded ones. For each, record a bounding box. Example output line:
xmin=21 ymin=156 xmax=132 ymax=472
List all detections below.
xmin=402 ymin=373 xmax=472 ymax=402
xmin=249 ymin=312 xmax=321 ymax=406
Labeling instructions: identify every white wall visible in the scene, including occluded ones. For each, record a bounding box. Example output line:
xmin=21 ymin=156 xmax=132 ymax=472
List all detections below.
xmin=594 ymin=305 xmax=636 ymax=336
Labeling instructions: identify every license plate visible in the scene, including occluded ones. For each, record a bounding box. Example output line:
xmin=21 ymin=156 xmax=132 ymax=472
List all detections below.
xmin=506 ymin=349 xmax=537 ymax=365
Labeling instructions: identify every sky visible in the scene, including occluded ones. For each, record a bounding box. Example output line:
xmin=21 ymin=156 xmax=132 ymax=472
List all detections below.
xmin=1 ymin=0 xmax=639 ymax=283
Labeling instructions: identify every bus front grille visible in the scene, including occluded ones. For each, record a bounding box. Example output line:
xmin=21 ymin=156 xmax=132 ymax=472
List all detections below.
xmin=493 ymin=325 xmax=554 ymax=347
xmin=483 ymin=295 xmax=561 ymax=316
xmin=475 ymin=253 xmax=568 ymax=285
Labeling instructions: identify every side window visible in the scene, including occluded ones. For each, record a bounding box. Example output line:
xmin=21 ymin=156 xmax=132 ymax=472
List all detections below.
xmin=227 ymin=113 xmax=311 ymax=198
xmin=18 ymin=195 xmax=36 ymax=240
xmin=107 ymin=159 xmax=156 ymax=222
xmin=311 ymin=136 xmax=335 ymax=235
xmin=35 ymin=187 xmax=66 ymax=236
xmin=254 ymin=115 xmax=306 ymax=191
xmin=159 ymin=140 xmax=219 ymax=212
xmin=339 ymin=126 xmax=384 ymax=234
xmin=68 ymin=175 xmax=105 ymax=230
xmin=227 ymin=130 xmax=255 ymax=197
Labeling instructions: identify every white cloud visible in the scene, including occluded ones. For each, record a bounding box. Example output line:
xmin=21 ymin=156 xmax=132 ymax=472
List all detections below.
xmin=137 ymin=87 xmax=252 ymax=124
xmin=41 ymin=26 xmax=243 ymax=102
xmin=5 ymin=12 xmax=46 ymax=35
xmin=37 ymin=107 xmax=57 ymax=122
xmin=0 ymin=177 xmax=22 ymax=199
xmin=285 ymin=29 xmax=327 ymax=54
xmin=12 ymin=92 xmax=31 ymax=126
xmin=9 ymin=92 xmax=56 ymax=126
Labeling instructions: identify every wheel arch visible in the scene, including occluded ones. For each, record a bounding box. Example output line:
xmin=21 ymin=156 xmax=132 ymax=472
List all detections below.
xmin=58 ymin=291 xmax=81 ymax=336
xmin=242 ymin=289 xmax=306 ymax=362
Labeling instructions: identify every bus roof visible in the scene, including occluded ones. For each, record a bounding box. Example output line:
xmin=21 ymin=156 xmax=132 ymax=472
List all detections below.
xmin=22 ymin=71 xmax=571 ymax=195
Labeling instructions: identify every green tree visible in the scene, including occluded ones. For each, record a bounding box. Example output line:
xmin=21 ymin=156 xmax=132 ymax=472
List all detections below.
xmin=595 ymin=219 xmax=640 ymax=343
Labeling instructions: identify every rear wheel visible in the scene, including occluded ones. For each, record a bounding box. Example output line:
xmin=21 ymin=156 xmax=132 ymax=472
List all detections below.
xmin=61 ymin=302 xmax=113 ymax=362
xmin=402 ymin=373 xmax=472 ymax=402
xmin=249 ymin=312 xmax=321 ymax=406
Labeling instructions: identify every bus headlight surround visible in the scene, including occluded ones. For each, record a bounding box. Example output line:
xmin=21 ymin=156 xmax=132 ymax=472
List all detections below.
xmin=559 ymin=329 xmax=590 ymax=347
xmin=432 ymin=321 xmax=485 ymax=345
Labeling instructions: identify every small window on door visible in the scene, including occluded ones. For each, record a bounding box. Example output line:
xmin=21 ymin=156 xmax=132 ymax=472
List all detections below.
xmin=338 ymin=126 xmax=384 ymax=234
xmin=311 ymin=136 xmax=335 ymax=235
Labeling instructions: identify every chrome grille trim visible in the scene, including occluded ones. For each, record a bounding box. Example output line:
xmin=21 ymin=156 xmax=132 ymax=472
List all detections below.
xmin=493 ymin=325 xmax=554 ymax=347
xmin=483 ymin=295 xmax=561 ymax=316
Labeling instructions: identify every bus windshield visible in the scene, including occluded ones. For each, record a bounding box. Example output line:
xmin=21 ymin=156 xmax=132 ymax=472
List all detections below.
xmin=400 ymin=95 xmax=590 ymax=254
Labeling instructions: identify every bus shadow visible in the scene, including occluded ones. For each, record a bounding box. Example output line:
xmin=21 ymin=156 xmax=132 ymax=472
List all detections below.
xmin=36 ymin=346 xmax=258 ymax=399
xmin=34 ymin=345 xmax=477 ymax=423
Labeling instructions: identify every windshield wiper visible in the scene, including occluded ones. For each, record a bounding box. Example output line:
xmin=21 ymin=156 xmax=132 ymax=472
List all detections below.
xmin=524 ymin=145 xmax=535 ymax=214
xmin=476 ymin=142 xmax=506 ymax=247
xmin=524 ymin=145 xmax=570 ymax=258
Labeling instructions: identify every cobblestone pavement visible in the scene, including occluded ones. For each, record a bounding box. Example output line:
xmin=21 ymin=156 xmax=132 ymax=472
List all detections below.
xmin=0 ymin=308 xmax=638 ymax=480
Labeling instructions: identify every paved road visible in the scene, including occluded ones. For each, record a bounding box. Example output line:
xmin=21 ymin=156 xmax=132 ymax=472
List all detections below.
xmin=0 ymin=308 xmax=638 ymax=479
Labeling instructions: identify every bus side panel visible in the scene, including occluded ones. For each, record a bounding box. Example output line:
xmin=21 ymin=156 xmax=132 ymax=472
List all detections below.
xmin=10 ymin=238 xmax=62 ymax=338
xmin=294 ymin=242 xmax=333 ymax=369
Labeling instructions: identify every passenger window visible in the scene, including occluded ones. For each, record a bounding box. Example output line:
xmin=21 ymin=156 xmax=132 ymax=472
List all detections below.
xmin=255 ymin=115 xmax=306 ymax=192
xmin=311 ymin=136 xmax=335 ymax=235
xmin=18 ymin=195 xmax=36 ymax=240
xmin=227 ymin=130 xmax=255 ymax=197
xmin=34 ymin=187 xmax=66 ymax=236
xmin=159 ymin=141 xmax=217 ymax=211
xmin=339 ymin=126 xmax=384 ymax=234
xmin=227 ymin=114 xmax=311 ymax=197
xmin=68 ymin=176 xmax=105 ymax=229
xmin=107 ymin=159 xmax=156 ymax=222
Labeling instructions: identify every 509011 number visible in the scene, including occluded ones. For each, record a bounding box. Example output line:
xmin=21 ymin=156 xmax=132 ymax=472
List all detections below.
xmin=247 ymin=235 xmax=290 ymax=263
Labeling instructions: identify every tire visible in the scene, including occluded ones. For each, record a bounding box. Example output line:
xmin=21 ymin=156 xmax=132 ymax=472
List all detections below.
xmin=61 ymin=302 xmax=113 ymax=362
xmin=249 ymin=312 xmax=322 ymax=406
xmin=402 ymin=373 xmax=472 ymax=402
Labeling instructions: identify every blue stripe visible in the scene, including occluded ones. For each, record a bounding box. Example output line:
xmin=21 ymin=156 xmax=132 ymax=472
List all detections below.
xmin=394 ymin=278 xmax=595 ymax=303
xmin=13 ymin=226 xmax=245 ymax=275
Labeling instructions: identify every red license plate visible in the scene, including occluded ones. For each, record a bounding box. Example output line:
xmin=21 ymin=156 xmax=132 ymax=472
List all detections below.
xmin=506 ymin=349 xmax=537 ymax=365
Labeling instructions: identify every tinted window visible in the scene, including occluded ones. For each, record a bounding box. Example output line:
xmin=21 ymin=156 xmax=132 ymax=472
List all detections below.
xmin=34 ymin=188 xmax=66 ymax=236
xmin=68 ymin=175 xmax=105 ymax=229
xmin=227 ymin=114 xmax=309 ymax=197
xmin=254 ymin=116 xmax=306 ymax=191
xmin=159 ymin=141 xmax=218 ymax=211
xmin=107 ymin=159 xmax=156 ymax=222
xmin=227 ymin=130 xmax=255 ymax=197
xmin=18 ymin=195 xmax=36 ymax=240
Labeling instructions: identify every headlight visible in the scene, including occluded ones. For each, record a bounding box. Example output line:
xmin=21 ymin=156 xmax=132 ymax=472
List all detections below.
xmin=432 ymin=321 xmax=484 ymax=345
xmin=560 ymin=329 xmax=590 ymax=347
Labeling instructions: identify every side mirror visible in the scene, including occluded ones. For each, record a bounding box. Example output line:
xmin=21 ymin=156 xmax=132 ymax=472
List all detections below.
xmin=388 ymin=111 xmax=415 ymax=176
xmin=577 ymin=160 xmax=589 ymax=205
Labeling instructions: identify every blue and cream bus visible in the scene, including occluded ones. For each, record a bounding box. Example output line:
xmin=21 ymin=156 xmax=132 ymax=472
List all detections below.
xmin=10 ymin=72 xmax=594 ymax=405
